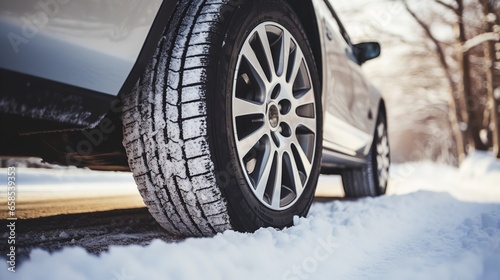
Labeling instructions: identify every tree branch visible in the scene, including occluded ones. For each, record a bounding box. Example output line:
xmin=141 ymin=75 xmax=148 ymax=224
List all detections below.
xmin=433 ymin=0 xmax=458 ymax=14
xmin=402 ymin=1 xmax=454 ymax=90
xmin=463 ymin=32 xmax=500 ymax=52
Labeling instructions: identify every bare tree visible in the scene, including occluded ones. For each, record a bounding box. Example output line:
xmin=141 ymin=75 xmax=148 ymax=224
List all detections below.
xmin=478 ymin=0 xmax=500 ymax=158
xmin=402 ymin=0 xmax=500 ymax=160
xmin=336 ymin=0 xmax=499 ymax=163
xmin=401 ymin=0 xmax=469 ymax=162
xmin=334 ymin=0 xmax=460 ymax=164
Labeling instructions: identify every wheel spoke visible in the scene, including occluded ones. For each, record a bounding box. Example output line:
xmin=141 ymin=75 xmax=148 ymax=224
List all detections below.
xmin=242 ymin=41 xmax=269 ymax=87
xmin=382 ymin=156 xmax=390 ymax=168
xmin=288 ymin=46 xmax=304 ymax=84
xmin=377 ymin=154 xmax=384 ymax=170
xmin=377 ymin=143 xmax=384 ymax=155
xmin=238 ymin=125 xmax=269 ymax=157
xmin=256 ymin=27 xmax=275 ymax=78
xmin=279 ymin=31 xmax=291 ymax=77
xmin=255 ymin=150 xmax=275 ymax=199
xmin=297 ymin=116 xmax=316 ymax=133
xmin=379 ymin=136 xmax=389 ymax=156
xmin=292 ymin=142 xmax=311 ymax=178
xmin=377 ymin=123 xmax=385 ymax=137
xmin=233 ymin=97 xmax=264 ymax=117
xmin=296 ymin=88 xmax=315 ymax=106
xmin=271 ymin=152 xmax=283 ymax=208
xmin=288 ymin=151 xmax=305 ymax=195
xmin=379 ymin=168 xmax=389 ymax=187
xmin=377 ymin=154 xmax=382 ymax=164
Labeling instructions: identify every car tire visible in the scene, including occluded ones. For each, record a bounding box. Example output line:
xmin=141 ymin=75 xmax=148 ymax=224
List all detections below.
xmin=122 ymin=0 xmax=322 ymax=236
xmin=342 ymin=109 xmax=390 ymax=198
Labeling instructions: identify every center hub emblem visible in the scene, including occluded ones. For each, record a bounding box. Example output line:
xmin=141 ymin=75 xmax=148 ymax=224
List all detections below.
xmin=268 ymin=104 xmax=280 ymax=128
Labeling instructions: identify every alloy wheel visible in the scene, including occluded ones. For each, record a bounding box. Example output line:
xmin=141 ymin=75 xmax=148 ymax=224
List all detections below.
xmin=376 ymin=122 xmax=390 ymax=192
xmin=231 ymin=22 xmax=317 ymax=211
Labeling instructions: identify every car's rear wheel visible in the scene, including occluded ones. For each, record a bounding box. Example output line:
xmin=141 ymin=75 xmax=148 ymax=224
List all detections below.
xmin=342 ymin=109 xmax=390 ymax=197
xmin=122 ymin=0 xmax=322 ymax=236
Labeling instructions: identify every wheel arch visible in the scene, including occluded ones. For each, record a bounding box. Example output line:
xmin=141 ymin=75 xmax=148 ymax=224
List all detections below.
xmin=285 ymin=0 xmax=323 ymax=89
xmin=366 ymin=97 xmax=388 ymax=155
xmin=117 ymin=0 xmax=178 ymax=99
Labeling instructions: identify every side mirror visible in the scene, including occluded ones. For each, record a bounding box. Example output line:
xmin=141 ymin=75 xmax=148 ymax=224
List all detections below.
xmin=353 ymin=42 xmax=381 ymax=64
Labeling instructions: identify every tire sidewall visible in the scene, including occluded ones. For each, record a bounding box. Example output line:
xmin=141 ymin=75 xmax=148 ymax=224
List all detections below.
xmin=206 ymin=0 xmax=322 ymax=231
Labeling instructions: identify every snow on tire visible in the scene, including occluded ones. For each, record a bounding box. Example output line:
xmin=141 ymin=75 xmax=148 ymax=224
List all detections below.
xmin=122 ymin=0 xmax=322 ymax=236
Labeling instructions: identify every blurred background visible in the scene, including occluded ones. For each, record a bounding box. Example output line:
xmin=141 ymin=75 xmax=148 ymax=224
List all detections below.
xmin=336 ymin=0 xmax=500 ymax=166
xmin=1 ymin=0 xmax=499 ymax=168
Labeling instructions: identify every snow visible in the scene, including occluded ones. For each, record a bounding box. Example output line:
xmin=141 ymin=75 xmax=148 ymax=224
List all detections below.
xmin=1 ymin=152 xmax=500 ymax=280
xmin=58 ymin=232 xmax=70 ymax=239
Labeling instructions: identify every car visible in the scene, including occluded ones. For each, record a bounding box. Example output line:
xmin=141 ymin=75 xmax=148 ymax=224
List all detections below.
xmin=0 ymin=0 xmax=390 ymax=236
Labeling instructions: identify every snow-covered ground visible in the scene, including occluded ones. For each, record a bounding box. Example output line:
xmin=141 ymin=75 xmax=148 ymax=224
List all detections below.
xmin=1 ymin=152 xmax=500 ymax=280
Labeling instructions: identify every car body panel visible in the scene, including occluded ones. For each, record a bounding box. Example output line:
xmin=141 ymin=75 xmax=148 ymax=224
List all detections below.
xmin=0 ymin=0 xmax=163 ymax=95
xmin=312 ymin=0 xmax=381 ymax=161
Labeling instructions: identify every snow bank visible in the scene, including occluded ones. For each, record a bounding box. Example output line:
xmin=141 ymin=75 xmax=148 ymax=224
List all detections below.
xmin=460 ymin=151 xmax=500 ymax=183
xmin=390 ymin=151 xmax=500 ymax=203
xmin=1 ymin=153 xmax=499 ymax=280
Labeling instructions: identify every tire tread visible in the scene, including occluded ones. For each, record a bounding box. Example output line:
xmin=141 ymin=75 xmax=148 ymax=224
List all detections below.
xmin=122 ymin=0 xmax=232 ymax=236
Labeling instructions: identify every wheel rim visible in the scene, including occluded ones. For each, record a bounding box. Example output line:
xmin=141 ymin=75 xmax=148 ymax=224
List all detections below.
xmin=376 ymin=122 xmax=390 ymax=192
xmin=231 ymin=22 xmax=317 ymax=211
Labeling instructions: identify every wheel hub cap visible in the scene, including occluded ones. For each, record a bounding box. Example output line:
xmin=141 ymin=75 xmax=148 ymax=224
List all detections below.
xmin=268 ymin=103 xmax=280 ymax=129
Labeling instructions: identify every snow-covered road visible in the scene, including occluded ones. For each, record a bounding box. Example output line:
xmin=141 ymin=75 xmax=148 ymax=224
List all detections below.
xmin=1 ymin=152 xmax=499 ymax=280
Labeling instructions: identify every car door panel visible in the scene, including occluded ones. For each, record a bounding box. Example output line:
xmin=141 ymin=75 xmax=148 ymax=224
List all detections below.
xmin=313 ymin=0 xmax=379 ymax=158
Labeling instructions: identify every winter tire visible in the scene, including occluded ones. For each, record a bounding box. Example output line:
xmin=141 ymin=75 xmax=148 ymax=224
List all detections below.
xmin=122 ymin=0 xmax=322 ymax=236
xmin=341 ymin=109 xmax=389 ymax=198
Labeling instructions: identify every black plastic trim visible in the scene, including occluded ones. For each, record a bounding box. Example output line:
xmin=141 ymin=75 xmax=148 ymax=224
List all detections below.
xmin=321 ymin=147 xmax=367 ymax=172
xmin=322 ymin=0 xmax=353 ymax=47
xmin=0 ymin=68 xmax=115 ymax=132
